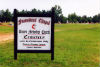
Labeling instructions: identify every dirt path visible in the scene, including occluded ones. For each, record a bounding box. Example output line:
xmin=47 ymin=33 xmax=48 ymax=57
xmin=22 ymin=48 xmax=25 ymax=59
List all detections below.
xmin=0 ymin=33 xmax=14 ymax=43
xmin=0 ymin=25 xmax=13 ymax=27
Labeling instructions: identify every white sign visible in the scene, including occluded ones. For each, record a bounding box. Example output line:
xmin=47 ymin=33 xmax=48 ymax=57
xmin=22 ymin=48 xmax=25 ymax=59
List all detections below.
xmin=17 ymin=17 xmax=51 ymax=50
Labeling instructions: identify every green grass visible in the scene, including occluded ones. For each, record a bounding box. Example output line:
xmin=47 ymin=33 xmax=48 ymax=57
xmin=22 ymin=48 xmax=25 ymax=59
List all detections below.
xmin=0 ymin=25 xmax=13 ymax=33
xmin=0 ymin=24 xmax=100 ymax=67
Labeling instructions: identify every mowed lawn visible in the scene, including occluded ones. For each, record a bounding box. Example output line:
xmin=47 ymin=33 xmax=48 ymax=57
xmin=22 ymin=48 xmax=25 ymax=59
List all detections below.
xmin=0 ymin=24 xmax=100 ymax=67
xmin=0 ymin=24 xmax=13 ymax=33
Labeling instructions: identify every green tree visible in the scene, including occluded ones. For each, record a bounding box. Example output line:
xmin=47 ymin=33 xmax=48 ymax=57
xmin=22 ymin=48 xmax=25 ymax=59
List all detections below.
xmin=59 ymin=14 xmax=67 ymax=23
xmin=51 ymin=5 xmax=62 ymax=23
xmin=97 ymin=14 xmax=100 ymax=23
xmin=2 ymin=9 xmax=12 ymax=22
xmin=92 ymin=15 xmax=98 ymax=23
xmin=68 ymin=13 xmax=78 ymax=23
xmin=81 ymin=15 xmax=88 ymax=23
xmin=76 ymin=16 xmax=82 ymax=23
xmin=87 ymin=17 xmax=92 ymax=23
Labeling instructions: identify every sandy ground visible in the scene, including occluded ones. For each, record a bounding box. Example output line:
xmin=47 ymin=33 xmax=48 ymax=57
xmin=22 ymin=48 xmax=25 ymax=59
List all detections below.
xmin=0 ymin=33 xmax=14 ymax=43
xmin=0 ymin=25 xmax=13 ymax=27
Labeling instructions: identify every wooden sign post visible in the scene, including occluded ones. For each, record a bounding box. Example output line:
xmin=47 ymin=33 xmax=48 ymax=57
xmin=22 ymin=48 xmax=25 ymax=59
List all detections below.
xmin=14 ymin=9 xmax=55 ymax=60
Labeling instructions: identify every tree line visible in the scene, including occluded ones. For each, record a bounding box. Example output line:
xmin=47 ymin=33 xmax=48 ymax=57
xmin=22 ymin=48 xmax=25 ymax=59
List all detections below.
xmin=0 ymin=5 xmax=100 ymax=23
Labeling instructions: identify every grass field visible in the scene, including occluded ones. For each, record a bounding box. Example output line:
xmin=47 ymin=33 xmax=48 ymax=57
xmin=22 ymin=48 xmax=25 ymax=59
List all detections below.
xmin=0 ymin=24 xmax=13 ymax=33
xmin=0 ymin=24 xmax=100 ymax=67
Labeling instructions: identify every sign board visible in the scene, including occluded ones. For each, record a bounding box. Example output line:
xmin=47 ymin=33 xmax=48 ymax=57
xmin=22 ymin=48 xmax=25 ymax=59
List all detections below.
xmin=17 ymin=17 xmax=51 ymax=50
xmin=14 ymin=9 xmax=54 ymax=60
